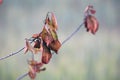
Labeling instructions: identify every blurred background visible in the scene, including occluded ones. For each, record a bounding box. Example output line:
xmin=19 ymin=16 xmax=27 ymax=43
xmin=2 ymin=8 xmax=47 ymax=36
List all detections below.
xmin=0 ymin=0 xmax=120 ymax=80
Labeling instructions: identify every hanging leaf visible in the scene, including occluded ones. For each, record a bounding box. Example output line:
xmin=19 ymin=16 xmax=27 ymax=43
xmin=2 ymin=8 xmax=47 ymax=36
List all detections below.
xmin=34 ymin=39 xmax=43 ymax=53
xmin=25 ymin=38 xmax=43 ymax=54
xmin=84 ymin=5 xmax=96 ymax=15
xmin=34 ymin=39 xmax=41 ymax=48
xmin=24 ymin=39 xmax=35 ymax=54
xmin=45 ymin=12 xmax=58 ymax=31
xmin=28 ymin=60 xmax=37 ymax=80
xmin=51 ymin=12 xmax=58 ymax=30
xmin=41 ymin=41 xmax=52 ymax=64
xmin=90 ymin=9 xmax=96 ymax=14
xmin=84 ymin=15 xmax=99 ymax=34
xmin=45 ymin=12 xmax=52 ymax=25
xmin=28 ymin=65 xmax=36 ymax=80
xmin=40 ymin=26 xmax=53 ymax=46
xmin=49 ymin=40 xmax=61 ymax=54
xmin=28 ymin=60 xmax=45 ymax=79
xmin=32 ymin=33 xmax=40 ymax=38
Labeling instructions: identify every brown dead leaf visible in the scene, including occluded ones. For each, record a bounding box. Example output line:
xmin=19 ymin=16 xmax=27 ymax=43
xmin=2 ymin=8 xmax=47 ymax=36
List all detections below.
xmin=48 ymin=40 xmax=61 ymax=54
xmin=51 ymin=12 xmax=58 ymax=30
xmin=84 ymin=5 xmax=96 ymax=15
xmin=41 ymin=41 xmax=52 ymax=64
xmin=40 ymin=26 xmax=53 ymax=46
xmin=28 ymin=60 xmax=45 ymax=79
xmin=25 ymin=39 xmax=35 ymax=54
xmin=84 ymin=15 xmax=99 ymax=34
xmin=45 ymin=12 xmax=58 ymax=31
xmin=32 ymin=34 xmax=40 ymax=38
xmin=28 ymin=65 xmax=36 ymax=80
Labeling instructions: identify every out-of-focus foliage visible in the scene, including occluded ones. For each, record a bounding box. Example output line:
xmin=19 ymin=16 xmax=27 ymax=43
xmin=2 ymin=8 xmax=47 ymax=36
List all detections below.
xmin=0 ymin=0 xmax=120 ymax=80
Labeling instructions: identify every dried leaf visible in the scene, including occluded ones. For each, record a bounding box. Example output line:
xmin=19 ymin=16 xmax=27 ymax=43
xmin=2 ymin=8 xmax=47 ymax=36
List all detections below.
xmin=34 ymin=38 xmax=43 ymax=52
xmin=90 ymin=9 xmax=96 ymax=14
xmin=45 ymin=12 xmax=58 ymax=31
xmin=34 ymin=39 xmax=41 ymax=48
xmin=28 ymin=60 xmax=45 ymax=79
xmin=51 ymin=12 xmax=58 ymax=30
xmin=25 ymin=39 xmax=35 ymax=54
xmin=28 ymin=65 xmax=36 ymax=80
xmin=49 ymin=29 xmax=58 ymax=40
xmin=28 ymin=60 xmax=37 ymax=79
xmin=49 ymin=40 xmax=61 ymax=54
xmin=84 ymin=15 xmax=99 ymax=34
xmin=40 ymin=26 xmax=53 ymax=46
xmin=25 ymin=38 xmax=43 ymax=54
xmin=42 ymin=41 xmax=52 ymax=64
xmin=45 ymin=12 xmax=52 ymax=25
xmin=32 ymin=34 xmax=40 ymax=38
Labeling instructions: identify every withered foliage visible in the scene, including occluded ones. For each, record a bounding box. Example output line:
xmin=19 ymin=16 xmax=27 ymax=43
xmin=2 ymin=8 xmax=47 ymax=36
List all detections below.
xmin=28 ymin=60 xmax=45 ymax=80
xmin=84 ymin=5 xmax=99 ymax=34
xmin=24 ymin=12 xmax=61 ymax=79
xmin=0 ymin=4 xmax=100 ymax=80
xmin=23 ymin=5 xmax=99 ymax=80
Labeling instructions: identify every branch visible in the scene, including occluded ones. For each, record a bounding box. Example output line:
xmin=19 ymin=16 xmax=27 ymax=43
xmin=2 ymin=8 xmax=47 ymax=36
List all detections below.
xmin=0 ymin=39 xmax=35 ymax=61
xmin=17 ymin=21 xmax=84 ymax=80
xmin=0 ymin=20 xmax=84 ymax=61
xmin=0 ymin=47 xmax=25 ymax=61
xmin=16 ymin=72 xmax=28 ymax=80
xmin=62 ymin=22 xmax=84 ymax=45
xmin=0 ymin=21 xmax=84 ymax=79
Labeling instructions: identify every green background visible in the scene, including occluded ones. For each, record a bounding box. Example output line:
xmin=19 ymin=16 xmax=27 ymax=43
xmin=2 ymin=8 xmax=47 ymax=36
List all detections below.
xmin=0 ymin=0 xmax=120 ymax=80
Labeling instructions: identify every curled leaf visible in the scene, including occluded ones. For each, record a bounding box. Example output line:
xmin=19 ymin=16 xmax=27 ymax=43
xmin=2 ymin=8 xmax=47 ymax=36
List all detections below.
xmin=28 ymin=60 xmax=45 ymax=79
xmin=51 ymin=12 xmax=58 ymax=30
xmin=49 ymin=29 xmax=58 ymax=40
xmin=42 ymin=41 xmax=52 ymax=64
xmin=84 ymin=15 xmax=99 ymax=34
xmin=33 ymin=38 xmax=43 ymax=52
xmin=32 ymin=33 xmax=40 ymax=38
xmin=40 ymin=26 xmax=53 ymax=46
xmin=25 ymin=38 xmax=43 ymax=54
xmin=24 ymin=39 xmax=35 ymax=54
xmin=84 ymin=5 xmax=96 ymax=15
xmin=49 ymin=40 xmax=61 ymax=54
xmin=45 ymin=12 xmax=58 ymax=31
xmin=28 ymin=65 xmax=36 ymax=80
xmin=34 ymin=39 xmax=41 ymax=48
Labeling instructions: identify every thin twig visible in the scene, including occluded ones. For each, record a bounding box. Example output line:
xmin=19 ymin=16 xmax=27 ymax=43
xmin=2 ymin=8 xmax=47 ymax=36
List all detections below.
xmin=62 ymin=22 xmax=84 ymax=45
xmin=0 ymin=39 xmax=35 ymax=61
xmin=0 ymin=21 xmax=84 ymax=61
xmin=16 ymin=72 xmax=28 ymax=80
xmin=0 ymin=47 xmax=25 ymax=61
